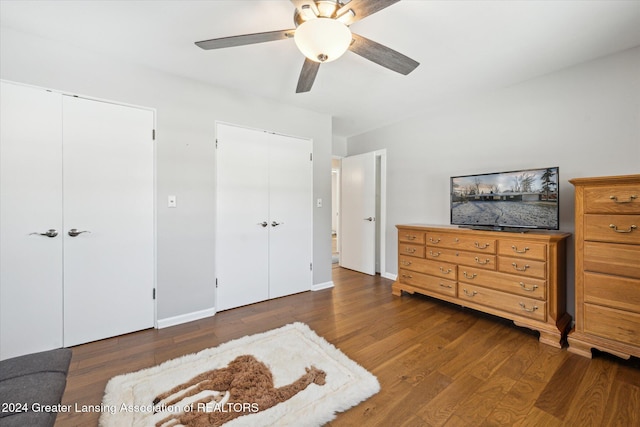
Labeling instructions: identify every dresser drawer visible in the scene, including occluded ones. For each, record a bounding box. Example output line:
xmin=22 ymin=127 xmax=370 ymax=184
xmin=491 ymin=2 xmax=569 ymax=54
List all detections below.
xmin=498 ymin=239 xmax=547 ymax=261
xmin=584 ymin=242 xmax=640 ymax=279
xmin=584 ymin=184 xmax=640 ymax=214
xmin=426 ymin=248 xmax=496 ymax=270
xmin=498 ymin=256 xmax=546 ymax=279
xmin=398 ymin=229 xmax=426 ymax=244
xmin=584 ymin=272 xmax=640 ymax=314
xmin=399 ymin=243 xmax=425 ymax=258
xmin=584 ymin=303 xmax=640 ymax=347
xmin=459 ymin=284 xmax=546 ymax=321
xmin=399 ymin=256 xmax=457 ymax=279
xmin=426 ymin=232 xmax=496 ymax=254
xmin=398 ymin=269 xmax=456 ymax=297
xmin=585 ymin=214 xmax=640 ymax=245
xmin=459 ymin=266 xmax=546 ymax=300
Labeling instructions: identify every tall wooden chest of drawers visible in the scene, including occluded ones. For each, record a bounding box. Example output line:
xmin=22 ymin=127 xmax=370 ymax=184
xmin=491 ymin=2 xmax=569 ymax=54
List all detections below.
xmin=393 ymin=225 xmax=571 ymax=347
xmin=568 ymin=174 xmax=640 ymax=359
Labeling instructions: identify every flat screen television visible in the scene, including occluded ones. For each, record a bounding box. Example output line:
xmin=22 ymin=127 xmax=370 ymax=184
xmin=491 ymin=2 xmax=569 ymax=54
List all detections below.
xmin=450 ymin=166 xmax=559 ymax=230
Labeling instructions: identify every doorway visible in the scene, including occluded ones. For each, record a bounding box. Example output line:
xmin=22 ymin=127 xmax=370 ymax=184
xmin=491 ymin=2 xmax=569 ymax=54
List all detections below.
xmin=336 ymin=150 xmax=386 ymax=276
xmin=331 ymin=157 xmax=340 ymax=264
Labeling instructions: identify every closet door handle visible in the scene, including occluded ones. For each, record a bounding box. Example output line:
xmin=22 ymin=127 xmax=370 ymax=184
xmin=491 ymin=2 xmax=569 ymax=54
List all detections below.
xmin=364 ymin=217 xmax=375 ymax=222
xmin=30 ymin=229 xmax=58 ymax=238
xmin=68 ymin=228 xmax=91 ymax=237
xmin=258 ymin=221 xmax=268 ymax=228
xmin=271 ymin=221 xmax=284 ymax=227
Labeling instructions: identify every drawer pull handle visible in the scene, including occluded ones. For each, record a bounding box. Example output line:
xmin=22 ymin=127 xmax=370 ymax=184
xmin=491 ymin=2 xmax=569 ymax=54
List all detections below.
xmin=511 ymin=245 xmax=529 ymax=254
xmin=519 ymin=302 xmax=538 ymax=313
xmin=405 ymin=248 xmax=416 ymax=254
xmin=519 ymin=282 xmax=538 ymax=292
xmin=512 ymin=262 xmax=529 ymax=272
xmin=401 ymin=260 xmax=412 ymax=266
xmin=405 ymin=235 xmax=416 ymax=240
xmin=463 ymin=289 xmax=477 ymax=297
xmin=463 ymin=271 xmax=477 ymax=279
xmin=429 ymin=251 xmax=441 ymax=257
xmin=610 ymin=195 xmax=637 ymax=204
xmin=429 ymin=237 xmax=441 ymax=244
xmin=475 ymin=257 xmax=490 ymax=265
xmin=439 ymin=283 xmax=453 ymax=289
xmin=439 ymin=267 xmax=452 ymax=274
xmin=475 ymin=242 xmax=490 ymax=249
xmin=402 ymin=274 xmax=413 ymax=279
xmin=609 ymin=224 xmax=637 ymax=233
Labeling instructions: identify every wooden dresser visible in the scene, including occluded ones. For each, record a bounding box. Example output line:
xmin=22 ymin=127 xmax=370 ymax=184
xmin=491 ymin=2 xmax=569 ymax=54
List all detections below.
xmin=393 ymin=225 xmax=571 ymax=347
xmin=568 ymin=174 xmax=640 ymax=359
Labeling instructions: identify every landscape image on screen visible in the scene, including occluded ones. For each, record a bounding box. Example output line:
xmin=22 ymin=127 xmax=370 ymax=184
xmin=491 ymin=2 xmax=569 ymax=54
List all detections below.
xmin=451 ymin=167 xmax=559 ymax=229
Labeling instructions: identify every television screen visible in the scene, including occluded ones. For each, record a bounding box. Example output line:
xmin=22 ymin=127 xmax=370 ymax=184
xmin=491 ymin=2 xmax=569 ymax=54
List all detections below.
xmin=450 ymin=167 xmax=559 ymax=230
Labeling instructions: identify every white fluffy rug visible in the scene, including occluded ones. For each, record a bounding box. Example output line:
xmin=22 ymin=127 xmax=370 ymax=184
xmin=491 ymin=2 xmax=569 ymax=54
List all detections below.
xmin=99 ymin=322 xmax=379 ymax=426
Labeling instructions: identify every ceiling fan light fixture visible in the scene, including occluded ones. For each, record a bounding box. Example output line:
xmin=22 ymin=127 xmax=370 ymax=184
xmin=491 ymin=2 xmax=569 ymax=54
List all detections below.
xmin=300 ymin=4 xmax=319 ymax=21
xmin=335 ymin=8 xmax=356 ymax=25
xmin=294 ymin=18 xmax=352 ymax=63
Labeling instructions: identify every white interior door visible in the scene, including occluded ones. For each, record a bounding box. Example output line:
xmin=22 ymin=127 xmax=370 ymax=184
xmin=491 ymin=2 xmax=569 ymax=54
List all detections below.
xmin=62 ymin=96 xmax=154 ymax=347
xmin=340 ymin=152 xmax=376 ymax=275
xmin=268 ymin=132 xmax=312 ymax=298
xmin=216 ymin=124 xmax=270 ymax=310
xmin=0 ymin=82 xmax=63 ymax=360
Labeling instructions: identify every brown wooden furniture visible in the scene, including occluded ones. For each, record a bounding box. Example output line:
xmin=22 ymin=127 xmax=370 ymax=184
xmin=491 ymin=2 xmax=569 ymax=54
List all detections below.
xmin=568 ymin=174 xmax=640 ymax=359
xmin=393 ymin=224 xmax=571 ymax=347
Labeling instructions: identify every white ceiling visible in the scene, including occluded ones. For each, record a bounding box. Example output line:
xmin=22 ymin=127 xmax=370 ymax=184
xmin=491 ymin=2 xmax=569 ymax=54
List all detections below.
xmin=1 ymin=0 xmax=640 ymax=137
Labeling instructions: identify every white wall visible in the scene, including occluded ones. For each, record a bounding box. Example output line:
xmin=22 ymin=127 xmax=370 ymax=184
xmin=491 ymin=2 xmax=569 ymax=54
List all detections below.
xmin=0 ymin=27 xmax=334 ymax=322
xmin=348 ymin=47 xmax=640 ymax=316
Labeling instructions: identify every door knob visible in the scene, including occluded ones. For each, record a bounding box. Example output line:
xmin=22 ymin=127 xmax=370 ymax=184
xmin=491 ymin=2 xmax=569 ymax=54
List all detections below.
xmin=68 ymin=228 xmax=91 ymax=237
xmin=30 ymin=229 xmax=58 ymax=238
xmin=258 ymin=221 xmax=268 ymax=228
xmin=271 ymin=221 xmax=284 ymax=227
xmin=364 ymin=217 xmax=375 ymax=222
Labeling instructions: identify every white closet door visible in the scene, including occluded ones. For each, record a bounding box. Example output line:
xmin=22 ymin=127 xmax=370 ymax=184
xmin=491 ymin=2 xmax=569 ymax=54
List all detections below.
xmin=216 ymin=124 xmax=270 ymax=310
xmin=340 ymin=152 xmax=376 ymax=275
xmin=0 ymin=82 xmax=63 ymax=360
xmin=268 ymin=132 xmax=312 ymax=298
xmin=62 ymin=96 xmax=154 ymax=347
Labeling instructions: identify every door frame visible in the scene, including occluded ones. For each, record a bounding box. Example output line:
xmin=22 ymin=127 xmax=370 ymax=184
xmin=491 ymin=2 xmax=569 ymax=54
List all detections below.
xmin=337 ymin=149 xmax=387 ymax=277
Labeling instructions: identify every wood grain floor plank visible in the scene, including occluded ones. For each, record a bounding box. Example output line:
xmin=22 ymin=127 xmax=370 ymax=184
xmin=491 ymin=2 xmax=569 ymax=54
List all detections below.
xmin=534 ymin=354 xmax=591 ymax=419
xmin=416 ymin=372 xmax=485 ymax=426
xmin=514 ymin=406 xmax=564 ymax=427
xmin=563 ymin=357 xmax=617 ymax=426
xmin=453 ymin=373 xmax=516 ymax=426
xmin=601 ymin=381 xmax=640 ymax=426
xmin=484 ymin=374 xmax=547 ymax=426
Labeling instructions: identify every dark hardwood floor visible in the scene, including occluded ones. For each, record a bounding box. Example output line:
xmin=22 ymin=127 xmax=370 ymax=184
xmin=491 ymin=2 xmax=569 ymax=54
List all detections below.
xmin=57 ymin=266 xmax=639 ymax=426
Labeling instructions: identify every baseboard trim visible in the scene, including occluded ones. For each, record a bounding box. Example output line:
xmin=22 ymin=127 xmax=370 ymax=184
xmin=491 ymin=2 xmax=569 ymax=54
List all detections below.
xmin=157 ymin=307 xmax=216 ymax=329
xmin=381 ymin=272 xmax=397 ymax=281
xmin=312 ymin=281 xmax=334 ymax=291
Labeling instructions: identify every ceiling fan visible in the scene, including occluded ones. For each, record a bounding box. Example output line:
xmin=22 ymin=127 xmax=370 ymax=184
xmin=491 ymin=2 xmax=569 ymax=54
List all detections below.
xmin=195 ymin=0 xmax=419 ymax=93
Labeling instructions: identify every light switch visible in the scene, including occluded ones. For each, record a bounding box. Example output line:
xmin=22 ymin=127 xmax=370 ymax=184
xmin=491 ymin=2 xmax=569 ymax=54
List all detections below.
xmin=168 ymin=195 xmax=177 ymax=208
xmin=316 ymin=198 xmax=322 ymax=208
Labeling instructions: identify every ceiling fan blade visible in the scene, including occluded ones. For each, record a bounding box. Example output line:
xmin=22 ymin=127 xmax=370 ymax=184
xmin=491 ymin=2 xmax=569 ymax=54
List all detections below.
xmin=296 ymin=58 xmax=320 ymax=93
xmin=337 ymin=0 xmax=401 ymax=24
xmin=195 ymin=29 xmax=295 ymax=50
xmin=349 ymin=33 xmax=419 ymax=75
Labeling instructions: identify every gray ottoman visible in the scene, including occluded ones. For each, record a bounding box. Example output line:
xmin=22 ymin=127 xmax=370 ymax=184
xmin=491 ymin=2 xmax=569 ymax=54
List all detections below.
xmin=0 ymin=348 xmax=72 ymax=427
